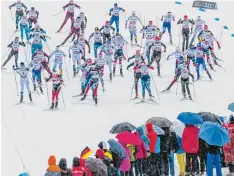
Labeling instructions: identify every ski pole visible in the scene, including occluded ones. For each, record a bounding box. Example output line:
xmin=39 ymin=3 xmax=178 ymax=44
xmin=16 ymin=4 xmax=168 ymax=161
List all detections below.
xmin=130 ymin=79 xmax=135 ymax=100
xmin=9 ymin=30 xmax=17 ymax=41
xmin=61 ymin=87 xmax=65 ymax=109
xmin=42 ymin=72 xmax=50 ymax=107
xmin=176 ymin=79 xmax=179 ymax=96
xmin=192 ymin=80 xmax=195 ymax=99
xmin=1 ymin=49 xmax=11 ymax=61
xmin=149 ymin=71 xmax=160 ymax=101
xmin=13 ymin=70 xmax=19 ymax=96
xmin=53 ymin=10 xmax=63 ymax=16
xmin=10 ymin=9 xmax=13 ymax=21
xmin=63 ymin=57 xmax=69 ymax=80
xmin=45 ymin=41 xmax=51 ymax=54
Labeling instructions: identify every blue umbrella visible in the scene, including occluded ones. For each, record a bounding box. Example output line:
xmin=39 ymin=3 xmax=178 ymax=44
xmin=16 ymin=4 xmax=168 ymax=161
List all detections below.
xmin=138 ymin=124 xmax=164 ymax=135
xmin=177 ymin=112 xmax=203 ymax=125
xmin=199 ymin=8 xmax=206 ymax=12
xmin=108 ymin=139 xmax=126 ymax=158
xmin=228 ymin=102 xmax=234 ymax=112
xmin=175 ymin=1 xmax=182 ymax=5
xmin=214 ymin=17 xmax=220 ymax=21
xmin=199 ymin=121 xmax=230 ymax=146
xmin=19 ymin=173 xmax=28 ymax=176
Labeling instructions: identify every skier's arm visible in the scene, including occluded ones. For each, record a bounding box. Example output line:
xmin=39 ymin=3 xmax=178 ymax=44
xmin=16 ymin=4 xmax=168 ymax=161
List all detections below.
xmin=19 ymin=42 xmax=26 ymax=47
xmin=99 ymin=26 xmax=104 ymax=32
xmin=119 ymin=7 xmax=125 ymax=12
xmin=74 ymin=3 xmax=81 ymax=9
xmin=49 ymin=51 xmax=55 ymax=58
xmin=36 ymin=10 xmax=39 ymax=19
xmin=109 ymin=8 xmax=113 ymax=16
xmin=7 ymin=42 xmax=13 ymax=48
xmin=44 ymin=52 xmax=50 ymax=63
xmin=62 ymin=50 xmax=66 ymax=57
xmin=9 ymin=3 xmax=16 ymax=8
xmin=127 ymin=62 xmax=134 ymax=70
xmin=22 ymin=3 xmax=27 ymax=10
xmin=197 ymin=31 xmax=203 ymax=41
xmin=161 ymin=15 xmax=164 ymax=21
xmin=62 ymin=3 xmax=69 ymax=10
xmin=88 ymin=33 xmax=94 ymax=42
xmin=111 ymin=26 xmax=115 ymax=33
xmin=84 ymin=16 xmax=87 ymax=27
xmin=161 ymin=42 xmax=166 ymax=51
xmin=167 ymin=52 xmax=174 ymax=60
xmin=189 ymin=72 xmax=194 ymax=81
xmin=128 ymin=55 xmax=135 ymax=62
xmin=189 ymin=19 xmax=194 ymax=25
xmin=177 ymin=19 xmax=182 ymax=24
xmin=85 ymin=40 xmax=91 ymax=53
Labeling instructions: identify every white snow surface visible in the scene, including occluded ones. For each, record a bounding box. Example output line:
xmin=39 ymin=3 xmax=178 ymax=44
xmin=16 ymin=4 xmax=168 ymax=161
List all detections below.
xmin=1 ymin=1 xmax=234 ymax=175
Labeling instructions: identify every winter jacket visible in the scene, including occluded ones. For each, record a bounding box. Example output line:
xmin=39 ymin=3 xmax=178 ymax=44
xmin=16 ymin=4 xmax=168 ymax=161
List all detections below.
xmin=170 ymin=131 xmax=180 ymax=153
xmin=134 ymin=131 xmax=148 ymax=159
xmin=71 ymin=157 xmax=92 ymax=176
xmin=160 ymin=127 xmax=171 ymax=154
xmin=176 ymin=136 xmax=185 ymax=154
xmin=59 ymin=158 xmax=71 ymax=176
xmin=155 ymin=136 xmax=160 ymax=154
xmin=111 ymin=152 xmax=123 ymax=169
xmin=101 ymin=157 xmax=118 ymax=176
xmin=47 ymin=155 xmax=61 ymax=173
xmin=136 ymin=127 xmax=150 ymax=151
xmin=223 ymin=123 xmax=234 ymax=163
xmin=182 ymin=126 xmax=199 ymax=153
xmin=127 ymin=144 xmax=136 ymax=162
xmin=146 ymin=123 xmax=158 ymax=153
xmin=207 ymin=144 xmax=221 ymax=155
xmin=120 ymin=145 xmax=131 ymax=172
xmin=198 ymin=138 xmax=207 ymax=156
xmin=98 ymin=142 xmax=112 ymax=159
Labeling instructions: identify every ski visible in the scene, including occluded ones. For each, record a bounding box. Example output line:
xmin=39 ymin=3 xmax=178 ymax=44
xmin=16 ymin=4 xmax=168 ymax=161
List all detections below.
xmin=180 ymin=98 xmax=194 ymax=102
xmin=147 ymin=99 xmax=159 ymax=104
xmin=131 ymin=97 xmax=140 ymax=100
xmin=72 ymin=94 xmax=84 ymax=98
xmin=44 ymin=108 xmax=59 ymax=111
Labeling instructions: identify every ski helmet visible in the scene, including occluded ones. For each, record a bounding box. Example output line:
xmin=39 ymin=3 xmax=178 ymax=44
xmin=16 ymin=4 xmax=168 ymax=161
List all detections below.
xmin=114 ymin=3 xmax=118 ymax=7
xmin=178 ymin=56 xmax=184 ymax=63
xmin=105 ymin=21 xmax=110 ymax=26
xmin=204 ymin=25 xmax=208 ymax=30
xmin=132 ymin=11 xmax=136 ymax=16
xmin=73 ymin=40 xmax=78 ymax=45
xmin=15 ymin=36 xmax=19 ymax=40
xmin=20 ymin=62 xmax=25 ymax=67
xmin=31 ymin=7 xmax=35 ymax=10
xmin=168 ymin=11 xmax=172 ymax=15
xmin=136 ymin=50 xmax=140 ymax=55
xmin=184 ymin=15 xmax=188 ymax=20
xmin=155 ymin=36 xmax=160 ymax=41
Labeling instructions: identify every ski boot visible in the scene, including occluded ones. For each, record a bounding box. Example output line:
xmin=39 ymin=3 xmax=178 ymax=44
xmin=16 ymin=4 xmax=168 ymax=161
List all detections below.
xmin=92 ymin=94 xmax=95 ymax=101
xmin=39 ymin=87 xmax=43 ymax=94
xmin=73 ymin=71 xmax=77 ymax=77
xmin=80 ymin=95 xmax=86 ymax=101
xmin=94 ymin=97 xmax=98 ymax=105
xmin=141 ymin=97 xmax=145 ymax=102
xmin=50 ymin=103 xmax=54 ymax=109
xmin=209 ymin=64 xmax=214 ymax=70
xmin=206 ymin=70 xmax=212 ymax=80
xmin=16 ymin=25 xmax=19 ymax=31
xmin=134 ymin=36 xmax=138 ymax=44
xmin=55 ymin=102 xmax=58 ymax=108
xmin=80 ymin=89 xmax=85 ymax=96
xmin=120 ymin=68 xmax=123 ymax=77
xmin=33 ymin=84 xmax=36 ymax=91
xmin=20 ymin=94 xmax=23 ymax=103
xmin=29 ymin=93 xmax=32 ymax=102
xmin=110 ymin=73 xmax=112 ymax=82
xmin=189 ymin=94 xmax=192 ymax=100
xmin=170 ymin=38 xmax=173 ymax=45
xmin=157 ymin=65 xmax=161 ymax=76
xmin=134 ymin=93 xmax=138 ymax=99
xmin=113 ymin=67 xmax=116 ymax=77
xmin=149 ymin=95 xmax=153 ymax=101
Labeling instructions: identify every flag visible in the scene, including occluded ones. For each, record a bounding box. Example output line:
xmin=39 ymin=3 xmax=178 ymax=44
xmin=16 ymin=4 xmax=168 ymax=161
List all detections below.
xmin=80 ymin=146 xmax=92 ymax=159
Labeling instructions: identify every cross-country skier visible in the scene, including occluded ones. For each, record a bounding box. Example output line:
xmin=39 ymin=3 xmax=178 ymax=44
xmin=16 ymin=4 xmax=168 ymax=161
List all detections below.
xmin=109 ymin=3 xmax=125 ymax=33
xmin=112 ymin=33 xmax=128 ymax=77
xmin=134 ymin=58 xmax=154 ymax=102
xmin=88 ymin=27 xmax=104 ymax=59
xmin=98 ymin=39 xmax=115 ymax=81
xmin=58 ymin=16 xmax=82 ymax=46
xmin=32 ymin=48 xmax=51 ymax=75
xmin=195 ymin=43 xmax=212 ymax=80
xmin=77 ymin=33 xmax=90 ymax=60
xmin=201 ymin=38 xmax=216 ymax=70
xmin=57 ymin=0 xmax=80 ymax=33
xmin=2 ymin=37 xmax=25 ymax=69
xmin=184 ymin=44 xmax=197 ymax=70
xmin=161 ymin=11 xmax=175 ymax=44
xmin=28 ymin=24 xmax=46 ymax=54
xmin=177 ymin=58 xmax=194 ymax=100
xmin=141 ymin=21 xmax=160 ymax=62
xmin=161 ymin=55 xmax=187 ymax=92
xmin=9 ymin=0 xmax=27 ymax=30
xmin=18 ymin=14 xmax=30 ymax=42
xmin=29 ymin=56 xmax=43 ymax=93
xmin=190 ymin=16 xmax=205 ymax=45
xmin=95 ymin=52 xmax=106 ymax=78
xmin=78 ymin=12 xmax=87 ymax=34
xmin=80 ymin=64 xmax=103 ymax=105
xmin=177 ymin=15 xmax=194 ymax=51
xmin=45 ymin=70 xmax=64 ymax=109
xmin=99 ymin=21 xmax=115 ymax=44
xmin=167 ymin=46 xmax=184 ymax=61
xmin=79 ymin=58 xmax=93 ymax=95
xmin=68 ymin=40 xmax=84 ymax=77
xmin=127 ymin=50 xmax=145 ymax=99
xmin=147 ymin=36 xmax=166 ymax=76
xmin=13 ymin=62 xmax=32 ymax=103
xmin=26 ymin=7 xmax=39 ymax=29
xmin=125 ymin=11 xmax=143 ymax=45
xmin=50 ymin=46 xmax=66 ymax=73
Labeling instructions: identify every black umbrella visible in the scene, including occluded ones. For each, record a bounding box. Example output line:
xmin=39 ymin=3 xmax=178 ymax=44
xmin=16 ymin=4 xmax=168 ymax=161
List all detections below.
xmin=198 ymin=112 xmax=222 ymax=124
xmin=110 ymin=122 xmax=136 ymax=134
xmin=146 ymin=117 xmax=173 ymax=128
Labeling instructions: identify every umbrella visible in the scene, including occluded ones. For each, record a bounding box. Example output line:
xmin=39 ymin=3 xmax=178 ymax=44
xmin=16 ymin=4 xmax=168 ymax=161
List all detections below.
xmin=138 ymin=124 xmax=165 ymax=135
xmin=146 ymin=117 xmax=173 ymax=128
xmin=116 ymin=131 xmax=142 ymax=145
xmin=19 ymin=173 xmax=28 ymax=176
xmin=110 ymin=122 xmax=137 ymax=134
xmin=199 ymin=121 xmax=230 ymax=146
xmin=177 ymin=112 xmax=203 ymax=125
xmin=228 ymin=102 xmax=234 ymax=112
xmin=170 ymin=121 xmax=185 ymax=137
xmin=107 ymin=139 xmax=126 ymax=158
xmin=198 ymin=112 xmax=222 ymax=124
xmin=86 ymin=157 xmax=108 ymax=176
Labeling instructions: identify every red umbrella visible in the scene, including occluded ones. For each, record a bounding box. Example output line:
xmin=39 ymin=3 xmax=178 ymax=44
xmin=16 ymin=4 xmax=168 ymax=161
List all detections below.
xmin=116 ymin=131 xmax=142 ymax=145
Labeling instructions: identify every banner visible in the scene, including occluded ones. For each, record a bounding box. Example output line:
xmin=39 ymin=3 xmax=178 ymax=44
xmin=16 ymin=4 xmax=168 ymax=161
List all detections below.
xmin=192 ymin=1 xmax=217 ymax=10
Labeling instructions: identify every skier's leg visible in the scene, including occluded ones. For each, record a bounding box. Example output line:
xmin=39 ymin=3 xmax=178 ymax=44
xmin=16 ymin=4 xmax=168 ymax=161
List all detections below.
xmin=2 ymin=50 xmax=14 ymax=67
xmin=185 ymin=78 xmax=191 ymax=98
xmin=115 ymin=18 xmax=120 ymax=33
xmin=14 ymin=52 xmax=19 ymax=68
xmin=58 ymin=12 xmax=70 ymax=31
xmin=141 ymin=78 xmax=146 ymax=99
xmin=181 ymin=78 xmax=186 ymax=98
xmin=20 ymin=25 xmax=24 ymax=40
xmin=182 ymin=32 xmax=186 ymax=52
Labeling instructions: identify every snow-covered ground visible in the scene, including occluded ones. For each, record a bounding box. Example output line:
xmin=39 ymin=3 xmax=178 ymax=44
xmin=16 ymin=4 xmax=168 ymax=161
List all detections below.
xmin=1 ymin=1 xmax=234 ymax=175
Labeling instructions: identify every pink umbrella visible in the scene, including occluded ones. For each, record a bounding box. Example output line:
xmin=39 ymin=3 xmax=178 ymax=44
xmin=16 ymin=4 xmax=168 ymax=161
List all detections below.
xmin=116 ymin=131 xmax=142 ymax=145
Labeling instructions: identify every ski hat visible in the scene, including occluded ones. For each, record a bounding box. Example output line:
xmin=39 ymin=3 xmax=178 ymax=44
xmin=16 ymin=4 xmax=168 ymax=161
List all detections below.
xmin=230 ymin=115 xmax=234 ymax=123
xmin=95 ymin=149 xmax=105 ymax=159
xmin=98 ymin=52 xmax=103 ymax=57
xmin=114 ymin=3 xmax=118 ymax=6
xmin=204 ymin=25 xmax=208 ymax=30
xmin=175 ymin=46 xmax=180 ymax=52
xmin=72 ymin=157 xmax=79 ymax=167
xmin=136 ymin=49 xmax=140 ymax=55
xmin=184 ymin=15 xmax=188 ymax=20
xmin=98 ymin=141 xmax=107 ymax=150
xmin=132 ymin=11 xmax=136 ymax=16
xmin=20 ymin=62 xmax=25 ymax=67
xmin=95 ymin=27 xmax=99 ymax=31
xmin=105 ymin=21 xmax=110 ymax=25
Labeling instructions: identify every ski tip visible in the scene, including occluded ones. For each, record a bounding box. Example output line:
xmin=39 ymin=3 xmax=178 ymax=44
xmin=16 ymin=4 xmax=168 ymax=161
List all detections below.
xmin=175 ymin=1 xmax=182 ymax=5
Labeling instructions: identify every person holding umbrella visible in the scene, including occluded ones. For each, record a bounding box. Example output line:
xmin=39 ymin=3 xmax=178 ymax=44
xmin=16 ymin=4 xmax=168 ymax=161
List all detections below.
xmin=223 ymin=115 xmax=234 ymax=175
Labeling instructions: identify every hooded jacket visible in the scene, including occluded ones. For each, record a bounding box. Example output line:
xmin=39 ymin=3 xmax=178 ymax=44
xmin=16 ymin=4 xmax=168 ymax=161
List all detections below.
xmin=134 ymin=131 xmax=148 ymax=159
xmin=59 ymin=158 xmax=71 ymax=176
xmin=223 ymin=123 xmax=234 ymax=163
xmin=136 ymin=127 xmax=150 ymax=151
xmin=71 ymin=157 xmax=92 ymax=176
xmin=120 ymin=145 xmax=131 ymax=172
xmin=182 ymin=126 xmax=199 ymax=153
xmin=160 ymin=127 xmax=172 ymax=154
xmin=146 ymin=123 xmax=157 ymax=153
xmin=111 ymin=152 xmax=122 ymax=169
xmin=101 ymin=157 xmax=118 ymax=176
xmin=47 ymin=155 xmax=61 ymax=173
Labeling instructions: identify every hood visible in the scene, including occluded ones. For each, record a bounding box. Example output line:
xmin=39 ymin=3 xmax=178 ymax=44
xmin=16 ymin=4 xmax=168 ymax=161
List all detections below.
xmin=59 ymin=158 xmax=67 ymax=170
xmin=48 ymin=155 xmax=56 ymax=166
xmin=73 ymin=157 xmax=80 ymax=167
xmin=79 ymin=158 xmax=86 ymax=167
xmin=98 ymin=141 xmax=107 ymax=150
xmin=136 ymin=127 xmax=144 ymax=135
xmin=146 ymin=123 xmax=153 ymax=131
xmin=134 ymin=131 xmax=141 ymax=138
xmin=96 ymin=149 xmax=105 ymax=159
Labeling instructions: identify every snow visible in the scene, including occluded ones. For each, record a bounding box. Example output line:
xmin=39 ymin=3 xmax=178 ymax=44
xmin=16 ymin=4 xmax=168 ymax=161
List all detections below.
xmin=1 ymin=1 xmax=234 ymax=175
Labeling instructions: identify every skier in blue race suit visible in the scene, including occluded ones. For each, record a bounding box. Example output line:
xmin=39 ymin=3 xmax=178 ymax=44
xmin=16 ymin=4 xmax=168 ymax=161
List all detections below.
xmin=109 ymin=3 xmax=125 ymax=33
